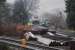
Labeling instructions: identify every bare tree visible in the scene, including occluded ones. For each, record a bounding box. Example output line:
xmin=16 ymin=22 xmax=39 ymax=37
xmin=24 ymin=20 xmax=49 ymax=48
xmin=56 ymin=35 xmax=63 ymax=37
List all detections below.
xmin=13 ymin=0 xmax=39 ymax=24
xmin=42 ymin=11 xmax=66 ymax=31
xmin=0 ymin=0 xmax=39 ymax=35
xmin=49 ymin=12 xmax=66 ymax=30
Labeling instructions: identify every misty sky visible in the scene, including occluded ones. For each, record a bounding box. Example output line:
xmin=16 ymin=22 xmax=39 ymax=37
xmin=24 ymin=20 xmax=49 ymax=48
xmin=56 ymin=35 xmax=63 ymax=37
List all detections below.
xmin=7 ymin=0 xmax=65 ymax=15
xmin=39 ymin=0 xmax=65 ymax=15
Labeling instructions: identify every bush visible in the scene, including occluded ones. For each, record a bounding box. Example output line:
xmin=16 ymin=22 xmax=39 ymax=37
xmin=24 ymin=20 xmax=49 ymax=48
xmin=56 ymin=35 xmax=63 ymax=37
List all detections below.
xmin=0 ymin=43 xmax=9 ymax=50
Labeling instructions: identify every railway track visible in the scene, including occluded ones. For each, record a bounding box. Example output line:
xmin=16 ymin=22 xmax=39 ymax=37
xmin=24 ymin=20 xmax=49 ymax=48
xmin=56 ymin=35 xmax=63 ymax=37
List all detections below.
xmin=0 ymin=36 xmax=59 ymax=50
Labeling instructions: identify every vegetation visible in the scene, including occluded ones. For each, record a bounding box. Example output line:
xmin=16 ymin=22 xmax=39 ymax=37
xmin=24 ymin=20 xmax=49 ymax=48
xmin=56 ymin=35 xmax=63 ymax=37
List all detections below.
xmin=42 ymin=11 xmax=66 ymax=30
xmin=0 ymin=0 xmax=39 ymax=36
xmin=66 ymin=0 xmax=75 ymax=29
xmin=13 ymin=0 xmax=39 ymax=24
xmin=0 ymin=43 xmax=9 ymax=50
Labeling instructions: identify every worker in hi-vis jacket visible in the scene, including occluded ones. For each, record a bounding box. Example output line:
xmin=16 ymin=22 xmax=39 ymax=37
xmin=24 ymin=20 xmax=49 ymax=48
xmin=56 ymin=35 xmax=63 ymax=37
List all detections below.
xmin=20 ymin=31 xmax=27 ymax=48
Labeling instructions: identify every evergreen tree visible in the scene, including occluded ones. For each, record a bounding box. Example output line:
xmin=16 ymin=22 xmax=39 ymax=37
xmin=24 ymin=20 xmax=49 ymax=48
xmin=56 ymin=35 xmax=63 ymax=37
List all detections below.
xmin=66 ymin=0 xmax=75 ymax=29
xmin=0 ymin=0 xmax=10 ymax=25
xmin=0 ymin=0 xmax=6 ymax=3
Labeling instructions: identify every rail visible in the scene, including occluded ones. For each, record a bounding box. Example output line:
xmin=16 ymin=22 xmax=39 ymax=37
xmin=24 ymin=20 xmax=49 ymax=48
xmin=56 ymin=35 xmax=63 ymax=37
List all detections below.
xmin=0 ymin=36 xmax=60 ymax=50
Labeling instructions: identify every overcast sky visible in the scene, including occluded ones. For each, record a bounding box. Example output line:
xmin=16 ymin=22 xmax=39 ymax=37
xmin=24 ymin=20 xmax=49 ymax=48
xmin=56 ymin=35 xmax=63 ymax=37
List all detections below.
xmin=38 ymin=0 xmax=65 ymax=15
xmin=7 ymin=0 xmax=65 ymax=15
xmin=7 ymin=0 xmax=15 ymax=4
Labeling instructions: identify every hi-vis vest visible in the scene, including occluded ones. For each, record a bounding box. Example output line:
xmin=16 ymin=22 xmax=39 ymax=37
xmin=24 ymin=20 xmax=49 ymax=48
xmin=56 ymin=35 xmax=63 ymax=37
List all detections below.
xmin=20 ymin=39 xmax=27 ymax=48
